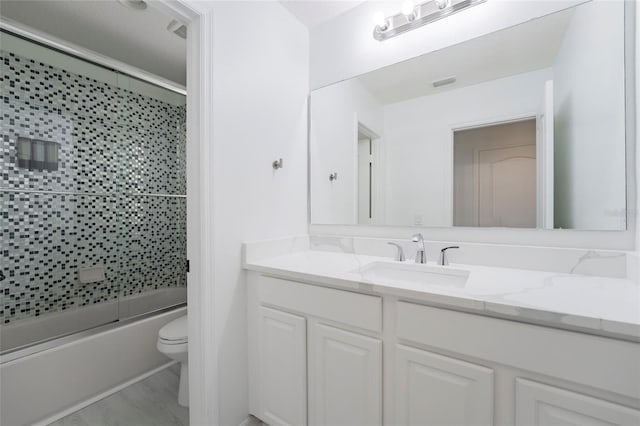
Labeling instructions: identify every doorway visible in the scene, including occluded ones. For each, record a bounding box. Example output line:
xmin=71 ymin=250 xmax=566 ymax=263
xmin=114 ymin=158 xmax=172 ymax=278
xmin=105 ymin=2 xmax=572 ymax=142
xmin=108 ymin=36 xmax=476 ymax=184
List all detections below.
xmin=453 ymin=119 xmax=537 ymax=228
xmin=357 ymin=124 xmax=380 ymax=225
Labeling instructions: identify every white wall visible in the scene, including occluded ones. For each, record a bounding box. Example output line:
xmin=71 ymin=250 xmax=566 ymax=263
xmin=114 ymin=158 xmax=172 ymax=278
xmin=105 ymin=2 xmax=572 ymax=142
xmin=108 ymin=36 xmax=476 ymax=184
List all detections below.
xmin=208 ymin=2 xmax=309 ymax=425
xmin=383 ymin=69 xmax=551 ymax=227
xmin=553 ymin=0 xmax=626 ymax=230
xmin=310 ymin=0 xmax=586 ymax=89
xmin=310 ymin=79 xmax=383 ymax=224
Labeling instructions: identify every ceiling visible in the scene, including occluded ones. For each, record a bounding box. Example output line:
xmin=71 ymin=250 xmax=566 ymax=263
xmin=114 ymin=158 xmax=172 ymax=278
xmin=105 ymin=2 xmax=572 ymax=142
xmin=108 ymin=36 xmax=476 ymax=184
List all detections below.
xmin=0 ymin=0 xmax=367 ymax=85
xmin=280 ymin=0 xmax=366 ymax=28
xmin=0 ymin=0 xmax=187 ymax=86
xmin=1 ymin=0 xmax=568 ymax=95
xmin=358 ymin=7 xmax=574 ymax=105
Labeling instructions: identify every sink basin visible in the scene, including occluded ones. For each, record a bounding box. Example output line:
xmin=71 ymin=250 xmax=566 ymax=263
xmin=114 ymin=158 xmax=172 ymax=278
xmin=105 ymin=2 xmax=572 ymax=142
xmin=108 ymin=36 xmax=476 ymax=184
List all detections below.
xmin=355 ymin=262 xmax=470 ymax=288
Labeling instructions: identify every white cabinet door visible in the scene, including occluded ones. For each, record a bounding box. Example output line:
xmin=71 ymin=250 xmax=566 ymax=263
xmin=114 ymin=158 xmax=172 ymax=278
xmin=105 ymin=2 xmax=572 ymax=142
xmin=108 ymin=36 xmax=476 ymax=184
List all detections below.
xmin=258 ymin=306 xmax=307 ymax=426
xmin=309 ymin=323 xmax=382 ymax=426
xmin=395 ymin=344 xmax=494 ymax=426
xmin=516 ymin=378 xmax=640 ymax=426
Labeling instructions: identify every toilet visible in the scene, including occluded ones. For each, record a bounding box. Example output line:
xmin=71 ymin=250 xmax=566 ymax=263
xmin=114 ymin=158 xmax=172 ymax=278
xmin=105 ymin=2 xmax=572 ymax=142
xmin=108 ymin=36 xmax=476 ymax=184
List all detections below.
xmin=157 ymin=315 xmax=189 ymax=407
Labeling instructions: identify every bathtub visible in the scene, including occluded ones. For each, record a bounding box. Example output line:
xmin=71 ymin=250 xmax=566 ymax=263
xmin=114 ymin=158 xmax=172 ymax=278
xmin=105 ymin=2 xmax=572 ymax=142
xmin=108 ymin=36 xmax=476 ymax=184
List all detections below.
xmin=0 ymin=289 xmax=187 ymax=426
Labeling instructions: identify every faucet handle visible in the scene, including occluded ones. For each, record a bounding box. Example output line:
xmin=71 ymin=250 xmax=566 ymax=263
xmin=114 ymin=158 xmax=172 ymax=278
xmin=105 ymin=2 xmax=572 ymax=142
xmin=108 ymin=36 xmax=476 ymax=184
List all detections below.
xmin=387 ymin=242 xmax=406 ymax=261
xmin=439 ymin=246 xmax=459 ymax=266
xmin=411 ymin=233 xmax=423 ymax=243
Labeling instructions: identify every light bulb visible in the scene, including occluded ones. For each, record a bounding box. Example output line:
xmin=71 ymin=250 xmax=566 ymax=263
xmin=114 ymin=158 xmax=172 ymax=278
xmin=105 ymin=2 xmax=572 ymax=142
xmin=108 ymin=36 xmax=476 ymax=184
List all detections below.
xmin=435 ymin=0 xmax=450 ymax=9
xmin=373 ymin=11 xmax=388 ymax=30
xmin=401 ymin=0 xmax=416 ymax=21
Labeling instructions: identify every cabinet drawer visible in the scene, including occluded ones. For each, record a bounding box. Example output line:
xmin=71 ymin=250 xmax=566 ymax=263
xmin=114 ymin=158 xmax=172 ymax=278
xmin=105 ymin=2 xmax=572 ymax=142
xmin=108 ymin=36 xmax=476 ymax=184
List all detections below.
xmin=259 ymin=275 xmax=382 ymax=333
xmin=396 ymin=301 xmax=640 ymax=399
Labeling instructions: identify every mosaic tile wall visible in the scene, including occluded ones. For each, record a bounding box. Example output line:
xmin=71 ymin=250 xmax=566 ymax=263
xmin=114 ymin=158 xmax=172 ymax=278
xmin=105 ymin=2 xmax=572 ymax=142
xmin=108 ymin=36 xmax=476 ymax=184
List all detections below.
xmin=0 ymin=49 xmax=186 ymax=325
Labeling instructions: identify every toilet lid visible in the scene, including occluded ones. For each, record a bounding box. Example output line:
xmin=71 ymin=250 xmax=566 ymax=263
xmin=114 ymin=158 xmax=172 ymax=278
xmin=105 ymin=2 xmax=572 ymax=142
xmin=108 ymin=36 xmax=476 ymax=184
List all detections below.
xmin=159 ymin=315 xmax=188 ymax=342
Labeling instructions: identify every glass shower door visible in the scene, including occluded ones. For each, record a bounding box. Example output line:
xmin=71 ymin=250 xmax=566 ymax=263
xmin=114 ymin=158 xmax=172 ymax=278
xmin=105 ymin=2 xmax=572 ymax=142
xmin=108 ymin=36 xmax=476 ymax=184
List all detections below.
xmin=0 ymin=31 xmax=186 ymax=354
xmin=0 ymin=33 xmax=122 ymax=352
xmin=115 ymin=74 xmax=187 ymax=320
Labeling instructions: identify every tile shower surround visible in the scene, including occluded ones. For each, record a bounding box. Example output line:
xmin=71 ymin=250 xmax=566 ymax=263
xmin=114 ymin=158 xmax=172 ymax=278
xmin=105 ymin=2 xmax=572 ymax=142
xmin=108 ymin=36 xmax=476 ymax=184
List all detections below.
xmin=0 ymin=50 xmax=186 ymax=325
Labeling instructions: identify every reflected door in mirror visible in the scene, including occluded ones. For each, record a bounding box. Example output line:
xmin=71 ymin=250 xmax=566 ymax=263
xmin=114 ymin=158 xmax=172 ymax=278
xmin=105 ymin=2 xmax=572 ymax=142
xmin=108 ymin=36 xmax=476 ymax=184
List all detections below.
xmin=454 ymin=119 xmax=537 ymax=228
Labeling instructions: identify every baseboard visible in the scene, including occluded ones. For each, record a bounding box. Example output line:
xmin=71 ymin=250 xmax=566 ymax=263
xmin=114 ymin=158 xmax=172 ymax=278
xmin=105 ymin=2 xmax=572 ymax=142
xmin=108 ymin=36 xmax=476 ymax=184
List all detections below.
xmin=34 ymin=360 xmax=177 ymax=426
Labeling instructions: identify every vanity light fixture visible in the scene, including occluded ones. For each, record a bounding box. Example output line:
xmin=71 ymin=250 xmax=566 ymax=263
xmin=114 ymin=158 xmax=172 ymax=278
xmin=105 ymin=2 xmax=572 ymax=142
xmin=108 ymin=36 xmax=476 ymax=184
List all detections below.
xmin=401 ymin=1 xmax=417 ymax=22
xmin=373 ymin=11 xmax=389 ymax=31
xmin=373 ymin=0 xmax=486 ymax=41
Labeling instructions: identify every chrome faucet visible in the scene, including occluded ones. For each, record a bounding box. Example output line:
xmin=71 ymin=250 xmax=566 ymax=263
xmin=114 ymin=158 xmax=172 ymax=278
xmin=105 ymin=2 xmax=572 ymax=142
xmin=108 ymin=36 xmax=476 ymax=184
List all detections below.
xmin=439 ymin=246 xmax=459 ymax=266
xmin=387 ymin=242 xmax=406 ymax=261
xmin=412 ymin=233 xmax=427 ymax=264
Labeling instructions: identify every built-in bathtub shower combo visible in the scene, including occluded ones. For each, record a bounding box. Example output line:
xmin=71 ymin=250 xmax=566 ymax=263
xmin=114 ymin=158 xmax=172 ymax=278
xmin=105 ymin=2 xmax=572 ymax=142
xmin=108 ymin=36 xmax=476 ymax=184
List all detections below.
xmin=0 ymin=31 xmax=187 ymax=366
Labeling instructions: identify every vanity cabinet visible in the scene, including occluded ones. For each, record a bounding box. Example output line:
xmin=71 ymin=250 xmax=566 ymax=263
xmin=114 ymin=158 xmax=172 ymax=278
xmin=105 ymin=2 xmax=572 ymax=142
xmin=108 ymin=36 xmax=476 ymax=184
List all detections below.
xmin=248 ymin=272 xmax=640 ymax=426
xmin=395 ymin=344 xmax=493 ymax=426
xmin=248 ymin=273 xmax=383 ymax=426
xmin=309 ymin=324 xmax=382 ymax=426
xmin=396 ymin=301 xmax=640 ymax=426
xmin=256 ymin=306 xmax=307 ymax=426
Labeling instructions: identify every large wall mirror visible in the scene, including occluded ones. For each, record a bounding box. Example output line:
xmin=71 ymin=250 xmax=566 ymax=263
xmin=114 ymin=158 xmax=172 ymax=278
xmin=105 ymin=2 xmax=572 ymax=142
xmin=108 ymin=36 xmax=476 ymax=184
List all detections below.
xmin=310 ymin=0 xmax=631 ymax=231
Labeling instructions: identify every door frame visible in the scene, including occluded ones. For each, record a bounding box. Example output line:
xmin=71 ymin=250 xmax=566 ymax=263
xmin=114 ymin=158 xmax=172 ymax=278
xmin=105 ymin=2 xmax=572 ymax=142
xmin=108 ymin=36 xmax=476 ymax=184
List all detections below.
xmin=151 ymin=1 xmax=216 ymax=424
xmin=537 ymin=80 xmax=554 ymax=229
xmin=357 ymin=122 xmax=381 ymax=225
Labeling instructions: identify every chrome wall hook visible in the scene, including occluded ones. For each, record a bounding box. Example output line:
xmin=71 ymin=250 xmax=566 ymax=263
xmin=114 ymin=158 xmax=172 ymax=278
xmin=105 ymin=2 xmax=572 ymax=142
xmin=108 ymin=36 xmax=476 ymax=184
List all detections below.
xmin=329 ymin=172 xmax=338 ymax=181
xmin=272 ymin=158 xmax=283 ymax=170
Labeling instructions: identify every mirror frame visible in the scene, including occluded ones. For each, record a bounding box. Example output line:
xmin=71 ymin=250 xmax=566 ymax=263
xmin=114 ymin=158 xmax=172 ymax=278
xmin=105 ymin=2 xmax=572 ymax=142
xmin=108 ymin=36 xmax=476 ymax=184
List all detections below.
xmin=307 ymin=0 xmax=637 ymax=250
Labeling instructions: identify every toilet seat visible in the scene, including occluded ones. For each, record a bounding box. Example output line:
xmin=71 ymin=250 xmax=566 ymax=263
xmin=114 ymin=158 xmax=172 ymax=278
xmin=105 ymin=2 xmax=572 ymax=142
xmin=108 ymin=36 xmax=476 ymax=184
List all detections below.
xmin=159 ymin=336 xmax=188 ymax=345
xmin=158 ymin=315 xmax=188 ymax=344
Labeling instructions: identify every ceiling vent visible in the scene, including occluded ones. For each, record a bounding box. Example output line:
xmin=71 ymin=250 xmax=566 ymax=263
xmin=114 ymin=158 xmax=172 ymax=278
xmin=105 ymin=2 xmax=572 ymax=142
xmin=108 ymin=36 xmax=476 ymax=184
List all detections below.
xmin=167 ymin=20 xmax=187 ymax=39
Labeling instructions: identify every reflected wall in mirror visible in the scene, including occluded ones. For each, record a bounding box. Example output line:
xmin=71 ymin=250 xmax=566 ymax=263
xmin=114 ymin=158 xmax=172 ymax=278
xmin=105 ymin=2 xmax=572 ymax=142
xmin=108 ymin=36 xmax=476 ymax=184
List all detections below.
xmin=310 ymin=0 xmax=628 ymax=230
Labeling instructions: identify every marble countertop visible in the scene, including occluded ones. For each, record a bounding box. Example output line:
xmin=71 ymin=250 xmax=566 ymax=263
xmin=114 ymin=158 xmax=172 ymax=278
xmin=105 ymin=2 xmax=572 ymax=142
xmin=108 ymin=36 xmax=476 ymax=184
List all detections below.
xmin=244 ymin=250 xmax=640 ymax=341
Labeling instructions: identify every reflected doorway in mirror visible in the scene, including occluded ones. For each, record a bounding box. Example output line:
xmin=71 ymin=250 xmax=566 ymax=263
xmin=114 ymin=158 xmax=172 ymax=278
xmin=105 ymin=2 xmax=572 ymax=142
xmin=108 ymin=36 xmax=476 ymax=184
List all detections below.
xmin=357 ymin=123 xmax=383 ymax=225
xmin=453 ymin=119 xmax=538 ymax=228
